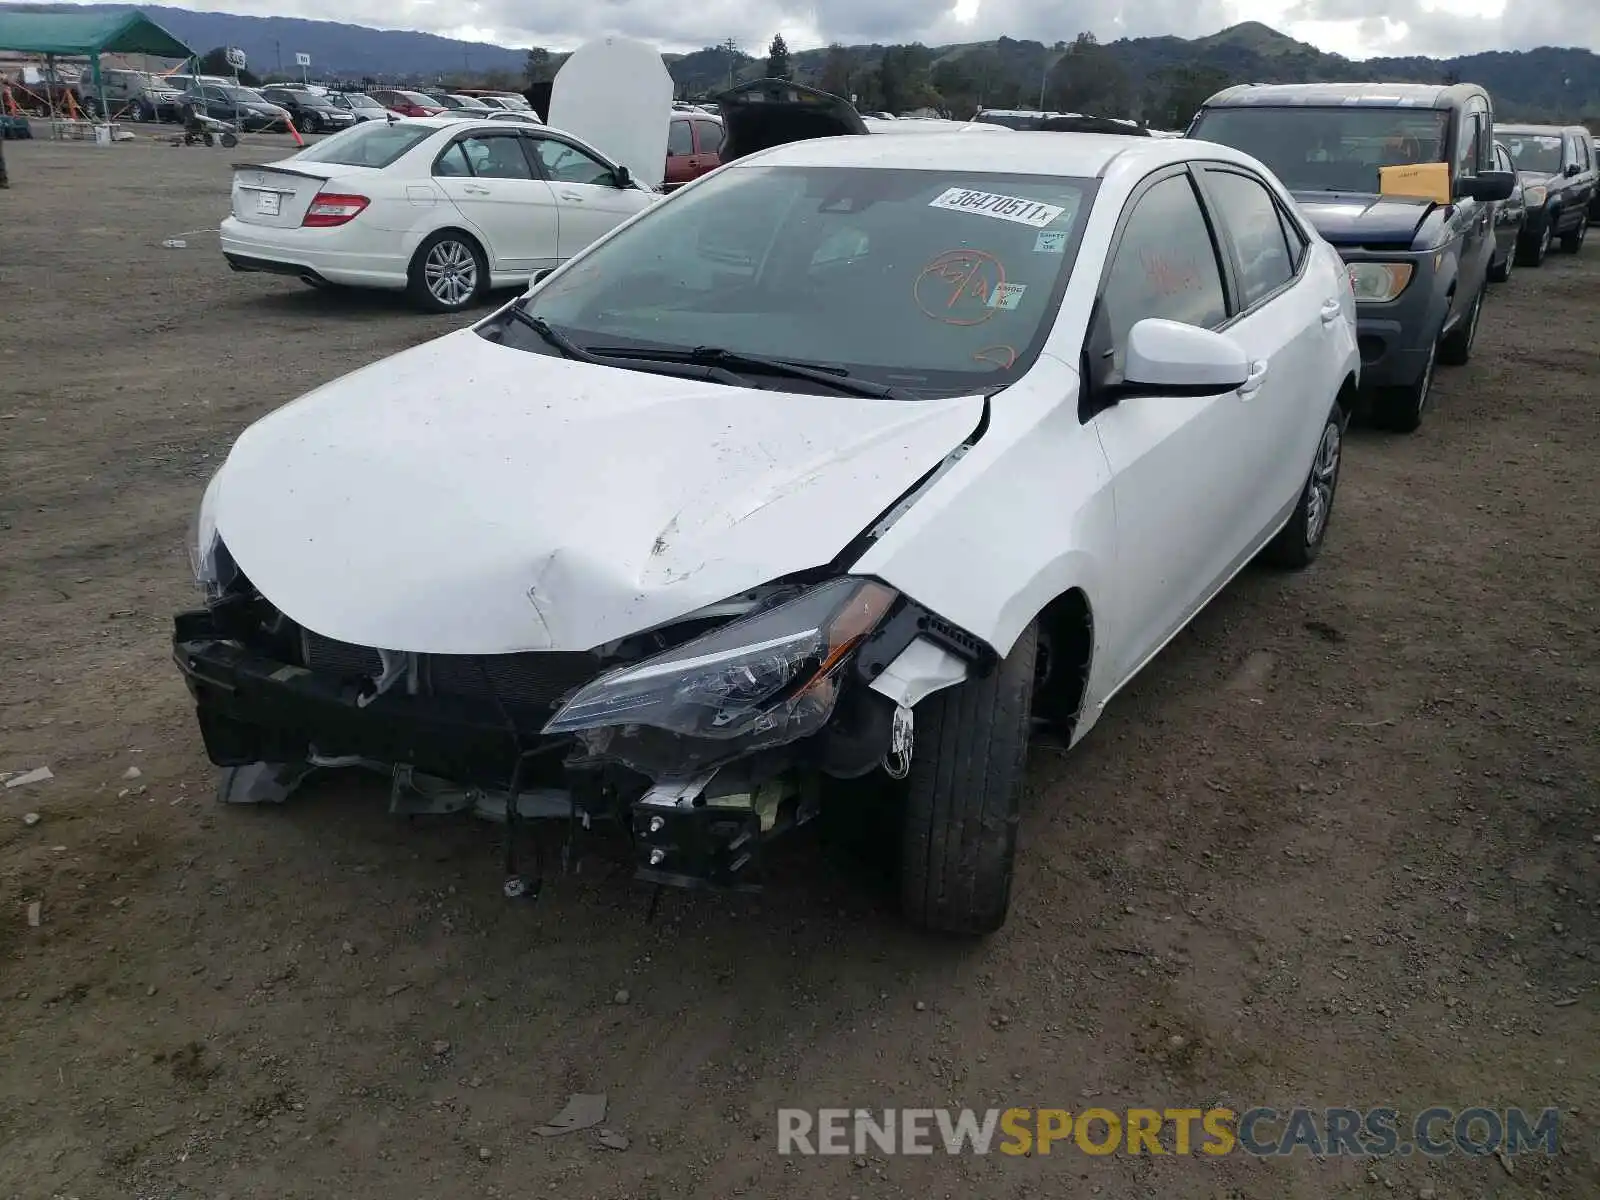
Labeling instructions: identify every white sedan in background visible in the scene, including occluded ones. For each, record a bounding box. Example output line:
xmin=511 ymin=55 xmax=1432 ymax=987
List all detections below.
xmin=220 ymin=118 xmax=655 ymax=312
xmin=182 ymin=132 xmax=1358 ymax=935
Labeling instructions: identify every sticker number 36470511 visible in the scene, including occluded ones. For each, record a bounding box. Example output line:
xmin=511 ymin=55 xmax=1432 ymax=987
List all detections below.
xmin=928 ymin=187 xmax=1067 ymax=228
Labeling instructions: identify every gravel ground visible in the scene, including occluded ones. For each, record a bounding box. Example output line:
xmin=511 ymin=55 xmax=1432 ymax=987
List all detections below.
xmin=1 ymin=136 xmax=1596 ymax=1199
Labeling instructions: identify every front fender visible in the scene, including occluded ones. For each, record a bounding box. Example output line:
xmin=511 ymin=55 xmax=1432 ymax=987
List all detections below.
xmin=851 ymin=354 xmax=1113 ymax=681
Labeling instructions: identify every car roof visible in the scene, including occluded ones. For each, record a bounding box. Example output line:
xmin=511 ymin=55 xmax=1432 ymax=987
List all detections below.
xmin=390 ymin=116 xmax=612 ymax=155
xmin=1201 ymin=82 xmax=1477 ymax=109
xmin=1498 ymin=123 xmax=1583 ymax=135
xmin=734 ymin=130 xmax=1219 ymax=177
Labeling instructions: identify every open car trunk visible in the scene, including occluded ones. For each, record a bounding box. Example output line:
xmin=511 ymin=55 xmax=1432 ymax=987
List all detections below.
xmin=714 ymin=78 xmax=869 ymax=162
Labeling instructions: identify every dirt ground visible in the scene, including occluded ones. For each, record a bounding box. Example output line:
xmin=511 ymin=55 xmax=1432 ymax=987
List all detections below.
xmin=0 ymin=135 xmax=1596 ymax=1200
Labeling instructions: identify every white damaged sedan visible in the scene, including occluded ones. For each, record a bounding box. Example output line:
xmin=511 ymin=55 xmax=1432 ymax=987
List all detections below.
xmin=177 ymin=132 xmax=1359 ymax=934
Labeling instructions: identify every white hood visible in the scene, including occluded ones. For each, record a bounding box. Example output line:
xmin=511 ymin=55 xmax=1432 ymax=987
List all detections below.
xmin=212 ymin=329 xmax=983 ymax=654
xmin=548 ymin=37 xmax=673 ymax=190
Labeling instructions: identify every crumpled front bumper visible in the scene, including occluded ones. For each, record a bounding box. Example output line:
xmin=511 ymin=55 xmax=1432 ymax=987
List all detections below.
xmin=172 ymin=607 xmax=539 ymax=790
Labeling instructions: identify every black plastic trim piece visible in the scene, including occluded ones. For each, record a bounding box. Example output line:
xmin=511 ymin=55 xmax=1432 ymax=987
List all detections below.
xmin=853 ymin=597 xmax=995 ymax=685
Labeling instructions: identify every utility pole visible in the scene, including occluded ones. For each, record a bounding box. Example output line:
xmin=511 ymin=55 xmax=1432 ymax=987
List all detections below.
xmin=275 ymin=40 xmax=281 ymax=76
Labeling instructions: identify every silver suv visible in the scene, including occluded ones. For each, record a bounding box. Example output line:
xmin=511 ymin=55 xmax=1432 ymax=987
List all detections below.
xmin=76 ymin=68 xmax=184 ymax=122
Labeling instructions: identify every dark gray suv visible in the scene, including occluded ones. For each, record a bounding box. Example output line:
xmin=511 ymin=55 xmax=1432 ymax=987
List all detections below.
xmin=1188 ymin=82 xmax=1515 ymax=433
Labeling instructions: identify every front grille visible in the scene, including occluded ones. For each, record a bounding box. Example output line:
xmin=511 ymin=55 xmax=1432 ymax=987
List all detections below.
xmin=300 ymin=630 xmax=601 ymax=714
xmin=302 ymin=631 xmax=382 ymax=678
xmin=426 ymin=652 xmax=602 ymax=712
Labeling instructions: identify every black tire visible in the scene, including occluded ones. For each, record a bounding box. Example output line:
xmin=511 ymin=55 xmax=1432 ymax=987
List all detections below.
xmin=407 ymin=230 xmax=488 ymax=313
xmin=1369 ymin=336 xmax=1437 ymax=434
xmin=1517 ymin=217 xmax=1552 ymax=267
xmin=1560 ymin=217 xmax=1587 ymax=254
xmin=1487 ymin=241 xmax=1514 ymax=283
xmin=1262 ymin=403 xmax=1344 ymax=569
xmin=219 ymin=131 xmax=238 ymax=149
xmin=1437 ymin=285 xmax=1483 ymax=366
xmin=900 ymin=622 xmax=1036 ymax=936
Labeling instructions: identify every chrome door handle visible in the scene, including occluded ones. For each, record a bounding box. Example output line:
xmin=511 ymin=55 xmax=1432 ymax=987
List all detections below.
xmin=559 ymin=191 xmax=585 ymax=202
xmin=1238 ymin=360 xmax=1269 ymax=396
xmin=462 ymin=184 xmax=490 ymax=195
xmin=1320 ymin=298 xmax=1342 ymax=324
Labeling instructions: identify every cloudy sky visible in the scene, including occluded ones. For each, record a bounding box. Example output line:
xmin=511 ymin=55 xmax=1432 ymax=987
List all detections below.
xmin=39 ymin=0 xmax=1600 ymax=58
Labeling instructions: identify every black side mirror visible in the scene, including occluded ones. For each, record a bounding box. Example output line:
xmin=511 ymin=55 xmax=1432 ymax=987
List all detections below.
xmin=612 ymin=164 xmax=634 ymax=189
xmin=1564 ymin=162 xmax=1582 ymax=177
xmin=1458 ymin=170 xmax=1515 ymax=202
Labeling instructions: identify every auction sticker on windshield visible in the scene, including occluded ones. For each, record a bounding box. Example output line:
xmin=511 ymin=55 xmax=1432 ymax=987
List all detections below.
xmin=988 ymin=283 xmax=1027 ymax=310
xmin=929 ymin=188 xmax=1066 ymax=228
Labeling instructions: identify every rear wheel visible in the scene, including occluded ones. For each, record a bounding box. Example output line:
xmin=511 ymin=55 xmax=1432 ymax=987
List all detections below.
xmin=408 ymin=231 xmax=488 ymax=313
xmin=1560 ymin=217 xmax=1587 ymax=254
xmin=900 ymin=623 xmax=1036 ymax=936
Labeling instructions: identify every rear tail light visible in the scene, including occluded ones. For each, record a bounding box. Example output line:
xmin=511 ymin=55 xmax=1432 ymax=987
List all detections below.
xmin=302 ymin=192 xmax=370 ymax=228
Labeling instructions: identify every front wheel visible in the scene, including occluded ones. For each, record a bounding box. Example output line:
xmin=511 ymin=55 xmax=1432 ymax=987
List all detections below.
xmin=1437 ymin=285 xmax=1484 ymax=366
xmin=408 ymin=231 xmax=488 ymax=313
xmin=1370 ymin=337 xmax=1437 ymax=434
xmin=1560 ymin=218 xmax=1587 ymax=254
xmin=1487 ymin=241 xmax=1514 ymax=283
xmin=1261 ymin=403 xmax=1343 ymax=569
xmin=1517 ymin=218 xmax=1552 ymax=267
xmin=900 ymin=623 xmax=1036 ymax=935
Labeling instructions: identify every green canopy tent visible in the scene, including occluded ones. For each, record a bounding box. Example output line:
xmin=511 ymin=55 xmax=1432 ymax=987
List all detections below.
xmin=0 ymin=10 xmax=195 ymax=125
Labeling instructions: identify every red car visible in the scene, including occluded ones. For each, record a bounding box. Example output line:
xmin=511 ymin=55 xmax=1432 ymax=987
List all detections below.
xmin=371 ymin=89 xmax=445 ymax=118
xmin=664 ymin=113 xmax=724 ymax=190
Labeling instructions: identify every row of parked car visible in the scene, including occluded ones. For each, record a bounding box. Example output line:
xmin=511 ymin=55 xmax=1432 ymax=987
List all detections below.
xmin=1187 ymin=84 xmax=1596 ymax=431
xmin=187 ymin=70 xmax=1599 ymax=936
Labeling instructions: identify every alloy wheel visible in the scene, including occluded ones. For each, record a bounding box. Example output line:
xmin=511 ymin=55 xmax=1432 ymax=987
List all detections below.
xmin=1304 ymin=419 xmax=1341 ymax=547
xmin=424 ymin=240 xmax=478 ymax=308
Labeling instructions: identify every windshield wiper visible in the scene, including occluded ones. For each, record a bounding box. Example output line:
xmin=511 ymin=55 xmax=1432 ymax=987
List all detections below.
xmin=587 ymin=344 xmax=905 ymax=399
xmin=500 ymin=309 xmax=747 ymax=387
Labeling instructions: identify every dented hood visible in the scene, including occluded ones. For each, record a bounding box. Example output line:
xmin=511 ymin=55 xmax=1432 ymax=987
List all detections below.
xmin=1290 ymin=191 xmax=1437 ymax=248
xmin=211 ymin=329 xmax=983 ymax=654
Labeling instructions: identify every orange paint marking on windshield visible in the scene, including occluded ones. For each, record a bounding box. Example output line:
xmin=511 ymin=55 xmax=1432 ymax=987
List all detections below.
xmin=973 ymin=345 xmax=1017 ymax=368
xmin=914 ymin=249 xmax=1006 ymax=327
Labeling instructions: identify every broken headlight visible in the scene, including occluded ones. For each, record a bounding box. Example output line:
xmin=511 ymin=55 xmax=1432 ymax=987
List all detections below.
xmin=542 ymin=577 xmax=897 ymax=742
xmin=188 ymin=472 xmax=238 ymax=597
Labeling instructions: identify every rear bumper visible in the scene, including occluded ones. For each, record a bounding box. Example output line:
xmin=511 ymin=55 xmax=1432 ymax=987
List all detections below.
xmin=219 ymin=219 xmax=409 ymax=289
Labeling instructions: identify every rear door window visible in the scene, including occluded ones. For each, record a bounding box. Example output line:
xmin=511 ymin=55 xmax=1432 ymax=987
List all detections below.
xmin=693 ymin=119 xmax=725 ymax=154
xmin=457 ymin=134 xmax=535 ymax=180
xmin=667 ymin=121 xmax=694 ymax=156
